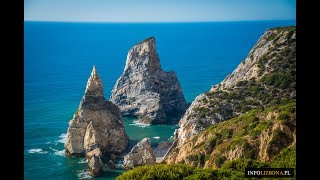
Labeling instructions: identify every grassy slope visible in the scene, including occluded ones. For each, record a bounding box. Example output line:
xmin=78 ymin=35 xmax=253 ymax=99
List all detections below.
xmin=116 ymin=145 xmax=295 ymax=179
xmin=117 ymin=102 xmax=296 ymax=179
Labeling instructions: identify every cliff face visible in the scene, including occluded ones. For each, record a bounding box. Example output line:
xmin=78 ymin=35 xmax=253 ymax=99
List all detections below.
xmin=164 ymin=26 xmax=296 ymax=167
xmin=110 ymin=37 xmax=188 ymax=124
xmin=165 ymin=102 xmax=296 ymax=168
xmin=65 ymin=66 xmax=129 ymax=176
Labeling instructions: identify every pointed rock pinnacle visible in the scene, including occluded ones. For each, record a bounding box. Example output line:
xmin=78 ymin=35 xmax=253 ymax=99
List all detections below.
xmin=85 ymin=66 xmax=103 ymax=97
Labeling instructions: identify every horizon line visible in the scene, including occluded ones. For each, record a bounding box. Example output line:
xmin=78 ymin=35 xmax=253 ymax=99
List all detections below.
xmin=24 ymin=19 xmax=296 ymax=24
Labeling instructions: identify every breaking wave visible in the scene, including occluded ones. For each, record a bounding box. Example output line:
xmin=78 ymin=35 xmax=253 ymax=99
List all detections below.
xmin=129 ymin=121 xmax=150 ymax=128
xmin=56 ymin=133 xmax=67 ymax=144
xmin=28 ymin=148 xmax=48 ymax=154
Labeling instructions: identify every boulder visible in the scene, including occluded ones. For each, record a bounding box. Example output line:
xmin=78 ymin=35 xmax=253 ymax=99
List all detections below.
xmin=107 ymin=160 xmax=116 ymax=169
xmin=88 ymin=155 xmax=104 ymax=177
xmin=124 ymin=138 xmax=156 ymax=169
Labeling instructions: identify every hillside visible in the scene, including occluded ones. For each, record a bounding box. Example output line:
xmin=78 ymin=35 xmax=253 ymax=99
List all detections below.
xmin=165 ymin=102 xmax=296 ymax=168
xmin=117 ymin=103 xmax=296 ymax=179
xmin=116 ymin=26 xmax=296 ymax=179
xmin=166 ymin=26 xmax=296 ymax=155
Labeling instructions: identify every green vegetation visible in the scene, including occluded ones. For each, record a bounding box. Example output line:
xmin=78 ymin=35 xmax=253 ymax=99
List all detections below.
xmin=162 ymin=101 xmax=294 ymax=175
xmin=186 ymin=102 xmax=295 ymax=169
xmin=270 ymin=146 xmax=296 ymax=168
xmin=187 ymin=154 xmax=199 ymax=162
xmin=262 ymin=72 xmax=295 ymax=89
xmin=116 ymin=164 xmax=245 ymax=180
xmin=267 ymin=129 xmax=291 ymax=157
xmin=117 ymin=146 xmax=296 ymax=179
xmin=191 ymin=26 xmax=295 ymax=122
xmin=221 ymin=158 xmax=269 ymax=172
xmin=215 ymin=155 xmax=227 ymax=168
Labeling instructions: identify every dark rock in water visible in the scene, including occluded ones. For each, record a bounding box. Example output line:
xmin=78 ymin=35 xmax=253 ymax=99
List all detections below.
xmin=107 ymin=160 xmax=117 ymax=169
xmin=110 ymin=154 xmax=117 ymax=161
xmin=88 ymin=155 xmax=104 ymax=177
xmin=124 ymin=138 xmax=156 ymax=169
xmin=110 ymin=37 xmax=188 ymax=124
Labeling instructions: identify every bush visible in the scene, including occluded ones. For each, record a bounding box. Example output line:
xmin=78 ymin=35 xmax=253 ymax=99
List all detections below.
xmin=116 ymin=164 xmax=245 ymax=180
xmin=222 ymin=128 xmax=233 ymax=138
xmin=236 ymin=80 xmax=248 ymax=87
xmin=187 ymin=154 xmax=199 ymax=162
xmin=221 ymin=158 xmax=269 ymax=172
xmin=278 ymin=112 xmax=290 ymax=123
xmin=241 ymin=106 xmax=252 ymax=113
xmin=267 ymin=129 xmax=290 ymax=157
xmin=204 ymin=134 xmax=223 ymax=154
xmin=215 ymin=155 xmax=227 ymax=168
xmin=243 ymin=142 xmax=256 ymax=159
xmin=270 ymin=146 xmax=296 ymax=168
xmin=262 ymin=72 xmax=294 ymax=89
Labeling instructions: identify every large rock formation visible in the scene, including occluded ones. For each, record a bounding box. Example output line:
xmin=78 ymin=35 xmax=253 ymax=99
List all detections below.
xmin=110 ymin=37 xmax=188 ymax=124
xmin=164 ymin=26 xmax=296 ymax=165
xmin=123 ymin=138 xmax=156 ymax=169
xmin=64 ymin=66 xmax=129 ymax=176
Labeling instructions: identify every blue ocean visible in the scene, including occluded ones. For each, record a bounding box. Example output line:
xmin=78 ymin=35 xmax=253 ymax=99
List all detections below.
xmin=24 ymin=20 xmax=295 ymax=179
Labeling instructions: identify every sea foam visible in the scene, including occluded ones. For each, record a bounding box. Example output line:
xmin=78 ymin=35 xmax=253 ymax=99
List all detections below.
xmin=50 ymin=147 xmax=65 ymax=157
xmin=28 ymin=148 xmax=48 ymax=154
xmin=54 ymin=150 xmax=65 ymax=157
xmin=78 ymin=159 xmax=87 ymax=164
xmin=77 ymin=170 xmax=92 ymax=179
xmin=56 ymin=133 xmax=67 ymax=144
xmin=129 ymin=121 xmax=150 ymax=128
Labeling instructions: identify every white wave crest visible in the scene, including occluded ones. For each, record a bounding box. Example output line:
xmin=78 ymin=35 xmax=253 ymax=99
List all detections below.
xmin=129 ymin=121 xmax=150 ymax=128
xmin=153 ymin=136 xmax=160 ymax=139
xmin=49 ymin=147 xmax=58 ymax=152
xmin=49 ymin=147 xmax=65 ymax=157
xmin=45 ymin=141 xmax=52 ymax=144
xmin=77 ymin=170 xmax=92 ymax=179
xmin=28 ymin=148 xmax=48 ymax=154
xmin=56 ymin=133 xmax=67 ymax=144
xmin=54 ymin=150 xmax=65 ymax=157
xmin=78 ymin=159 xmax=87 ymax=164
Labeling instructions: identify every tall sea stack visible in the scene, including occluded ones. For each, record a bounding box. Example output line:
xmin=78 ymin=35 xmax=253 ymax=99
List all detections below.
xmin=65 ymin=66 xmax=128 ymax=176
xmin=110 ymin=37 xmax=188 ymax=124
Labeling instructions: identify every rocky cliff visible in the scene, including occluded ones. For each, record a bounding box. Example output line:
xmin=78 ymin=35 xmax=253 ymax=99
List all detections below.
xmin=117 ymin=102 xmax=296 ymax=179
xmin=164 ymin=26 xmax=296 ymax=167
xmin=110 ymin=37 xmax=188 ymax=124
xmin=165 ymin=102 xmax=296 ymax=168
xmin=65 ymin=66 xmax=129 ymax=176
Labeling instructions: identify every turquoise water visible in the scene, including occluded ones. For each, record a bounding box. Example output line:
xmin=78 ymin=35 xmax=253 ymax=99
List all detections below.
xmin=24 ymin=21 xmax=295 ymax=179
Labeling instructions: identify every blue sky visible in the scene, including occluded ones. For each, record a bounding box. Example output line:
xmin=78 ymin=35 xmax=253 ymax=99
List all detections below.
xmin=24 ymin=0 xmax=296 ymax=22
